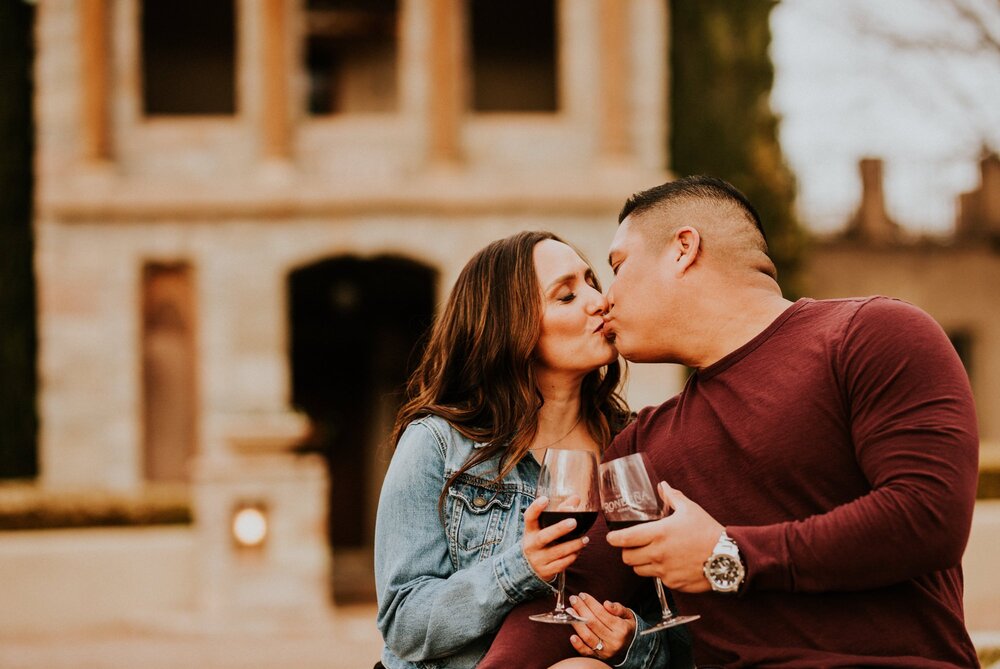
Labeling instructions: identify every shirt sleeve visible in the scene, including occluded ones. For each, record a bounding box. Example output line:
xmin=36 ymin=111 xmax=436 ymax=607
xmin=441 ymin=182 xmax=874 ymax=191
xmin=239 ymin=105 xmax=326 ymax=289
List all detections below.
xmin=374 ymin=421 xmax=551 ymax=662
xmin=730 ymin=298 xmax=979 ymax=593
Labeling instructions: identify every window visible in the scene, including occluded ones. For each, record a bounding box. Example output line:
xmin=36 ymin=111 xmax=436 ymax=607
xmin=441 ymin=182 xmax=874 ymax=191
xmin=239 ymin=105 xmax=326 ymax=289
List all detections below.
xmin=141 ymin=0 xmax=236 ymax=115
xmin=470 ymin=0 xmax=557 ymax=112
xmin=142 ymin=263 xmax=197 ymax=483
xmin=305 ymin=0 xmax=399 ymax=114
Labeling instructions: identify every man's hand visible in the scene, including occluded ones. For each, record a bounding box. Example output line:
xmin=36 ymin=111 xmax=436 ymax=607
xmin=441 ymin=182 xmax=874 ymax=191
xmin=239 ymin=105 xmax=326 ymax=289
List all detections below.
xmin=605 ymin=482 xmax=723 ymax=593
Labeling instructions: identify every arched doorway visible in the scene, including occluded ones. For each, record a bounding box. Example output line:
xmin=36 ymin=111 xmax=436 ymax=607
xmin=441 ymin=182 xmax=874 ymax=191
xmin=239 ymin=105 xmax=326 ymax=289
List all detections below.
xmin=289 ymin=255 xmax=436 ymax=604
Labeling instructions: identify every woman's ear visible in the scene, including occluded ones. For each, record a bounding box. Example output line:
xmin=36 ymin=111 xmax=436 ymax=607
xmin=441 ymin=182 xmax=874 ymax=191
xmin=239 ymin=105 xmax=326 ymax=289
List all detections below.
xmin=670 ymin=226 xmax=701 ymax=274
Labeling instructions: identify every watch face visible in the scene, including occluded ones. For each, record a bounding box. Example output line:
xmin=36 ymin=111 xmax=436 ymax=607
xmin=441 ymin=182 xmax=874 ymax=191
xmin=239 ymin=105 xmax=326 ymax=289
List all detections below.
xmin=707 ymin=555 xmax=741 ymax=590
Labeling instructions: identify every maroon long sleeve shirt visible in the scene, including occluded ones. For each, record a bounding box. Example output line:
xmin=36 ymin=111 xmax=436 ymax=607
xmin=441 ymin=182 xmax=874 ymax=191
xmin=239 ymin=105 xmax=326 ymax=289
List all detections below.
xmin=481 ymin=297 xmax=979 ymax=668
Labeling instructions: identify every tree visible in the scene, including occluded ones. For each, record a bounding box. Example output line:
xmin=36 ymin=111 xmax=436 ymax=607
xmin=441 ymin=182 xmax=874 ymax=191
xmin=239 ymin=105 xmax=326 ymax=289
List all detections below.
xmin=0 ymin=0 xmax=38 ymax=479
xmin=670 ymin=0 xmax=806 ymax=295
xmin=849 ymin=0 xmax=1000 ymax=144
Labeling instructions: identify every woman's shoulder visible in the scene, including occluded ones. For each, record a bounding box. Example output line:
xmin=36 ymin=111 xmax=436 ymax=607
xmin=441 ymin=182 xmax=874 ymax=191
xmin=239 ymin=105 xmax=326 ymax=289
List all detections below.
xmin=401 ymin=414 xmax=479 ymax=456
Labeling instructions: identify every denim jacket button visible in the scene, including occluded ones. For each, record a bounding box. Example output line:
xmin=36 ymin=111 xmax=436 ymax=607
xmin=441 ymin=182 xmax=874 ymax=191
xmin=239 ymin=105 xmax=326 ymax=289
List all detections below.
xmin=472 ymin=496 xmax=488 ymax=508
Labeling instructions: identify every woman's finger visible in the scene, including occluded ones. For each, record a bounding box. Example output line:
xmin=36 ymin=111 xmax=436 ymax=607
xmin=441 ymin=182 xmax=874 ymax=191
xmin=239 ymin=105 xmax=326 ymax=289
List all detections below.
xmin=603 ymin=600 xmax=630 ymax=619
xmin=523 ymin=496 xmax=548 ymax=531
xmin=567 ymin=610 xmax=607 ymax=658
xmin=568 ymin=633 xmax=596 ymax=657
xmin=571 ymin=594 xmax=615 ymax=637
xmin=535 ymin=517 xmax=584 ymax=547
xmin=543 ymin=552 xmax=581 ymax=575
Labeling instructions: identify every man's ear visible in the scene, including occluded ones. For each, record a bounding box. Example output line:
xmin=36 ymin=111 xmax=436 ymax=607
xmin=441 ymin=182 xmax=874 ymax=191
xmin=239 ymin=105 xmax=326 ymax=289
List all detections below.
xmin=670 ymin=226 xmax=701 ymax=274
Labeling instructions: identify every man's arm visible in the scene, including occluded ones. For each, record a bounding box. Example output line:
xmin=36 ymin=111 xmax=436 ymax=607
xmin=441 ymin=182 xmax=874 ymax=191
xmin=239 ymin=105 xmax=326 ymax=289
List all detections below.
xmin=609 ymin=299 xmax=979 ymax=595
xmin=733 ymin=298 xmax=979 ymax=592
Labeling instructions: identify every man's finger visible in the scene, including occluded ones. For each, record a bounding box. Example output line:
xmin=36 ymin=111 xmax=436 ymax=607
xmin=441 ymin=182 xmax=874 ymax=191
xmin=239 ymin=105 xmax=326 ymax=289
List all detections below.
xmin=657 ymin=481 xmax=688 ymax=513
xmin=606 ymin=518 xmax=662 ymax=548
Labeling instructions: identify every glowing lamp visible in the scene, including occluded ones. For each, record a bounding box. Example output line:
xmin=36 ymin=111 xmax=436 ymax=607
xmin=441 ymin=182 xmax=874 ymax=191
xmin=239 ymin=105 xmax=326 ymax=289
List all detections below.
xmin=231 ymin=502 xmax=268 ymax=549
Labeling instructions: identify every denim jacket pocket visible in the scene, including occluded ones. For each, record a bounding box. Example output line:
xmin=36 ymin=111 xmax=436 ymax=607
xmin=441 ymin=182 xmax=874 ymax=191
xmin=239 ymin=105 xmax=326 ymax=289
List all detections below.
xmin=446 ymin=475 xmax=517 ymax=564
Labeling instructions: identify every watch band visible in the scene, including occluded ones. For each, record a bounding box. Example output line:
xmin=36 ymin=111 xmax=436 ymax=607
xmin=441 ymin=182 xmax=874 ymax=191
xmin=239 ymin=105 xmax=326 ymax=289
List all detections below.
xmin=703 ymin=530 xmax=745 ymax=593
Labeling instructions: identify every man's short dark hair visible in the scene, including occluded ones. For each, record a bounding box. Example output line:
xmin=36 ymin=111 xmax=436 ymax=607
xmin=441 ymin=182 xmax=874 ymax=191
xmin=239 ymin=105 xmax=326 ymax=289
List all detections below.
xmin=618 ymin=175 xmax=767 ymax=243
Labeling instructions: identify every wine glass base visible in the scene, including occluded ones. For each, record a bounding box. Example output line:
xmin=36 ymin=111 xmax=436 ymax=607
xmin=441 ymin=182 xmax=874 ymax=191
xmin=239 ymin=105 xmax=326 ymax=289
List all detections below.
xmin=639 ymin=614 xmax=700 ymax=634
xmin=529 ymin=610 xmax=589 ymax=624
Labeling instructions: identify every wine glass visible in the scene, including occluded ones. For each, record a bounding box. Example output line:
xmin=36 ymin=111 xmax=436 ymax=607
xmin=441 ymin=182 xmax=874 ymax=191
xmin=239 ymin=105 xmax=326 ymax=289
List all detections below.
xmin=599 ymin=452 xmax=700 ymax=634
xmin=529 ymin=448 xmax=601 ymax=624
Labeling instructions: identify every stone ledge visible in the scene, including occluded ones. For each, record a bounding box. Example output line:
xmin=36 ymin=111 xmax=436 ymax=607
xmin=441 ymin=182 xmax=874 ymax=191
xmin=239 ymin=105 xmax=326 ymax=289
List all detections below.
xmin=0 ymin=482 xmax=192 ymax=530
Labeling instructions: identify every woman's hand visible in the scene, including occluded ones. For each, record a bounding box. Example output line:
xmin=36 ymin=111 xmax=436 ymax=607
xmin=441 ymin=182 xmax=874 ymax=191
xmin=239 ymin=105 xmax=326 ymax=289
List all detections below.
xmin=522 ymin=496 xmax=590 ymax=583
xmin=566 ymin=592 xmax=636 ymax=662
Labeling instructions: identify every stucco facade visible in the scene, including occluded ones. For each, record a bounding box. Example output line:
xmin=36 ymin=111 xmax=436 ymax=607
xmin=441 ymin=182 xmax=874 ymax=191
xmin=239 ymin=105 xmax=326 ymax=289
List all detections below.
xmin=29 ymin=0 xmax=675 ymax=621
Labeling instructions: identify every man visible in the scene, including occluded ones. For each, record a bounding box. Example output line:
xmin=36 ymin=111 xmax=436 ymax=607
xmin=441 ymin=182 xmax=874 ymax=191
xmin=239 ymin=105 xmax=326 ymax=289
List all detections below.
xmin=479 ymin=176 xmax=979 ymax=668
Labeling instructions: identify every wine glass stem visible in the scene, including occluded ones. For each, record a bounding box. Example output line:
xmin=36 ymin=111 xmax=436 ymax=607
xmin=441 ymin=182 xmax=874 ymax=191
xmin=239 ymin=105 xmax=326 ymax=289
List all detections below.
xmin=654 ymin=578 xmax=675 ymax=621
xmin=553 ymin=571 xmax=568 ymax=614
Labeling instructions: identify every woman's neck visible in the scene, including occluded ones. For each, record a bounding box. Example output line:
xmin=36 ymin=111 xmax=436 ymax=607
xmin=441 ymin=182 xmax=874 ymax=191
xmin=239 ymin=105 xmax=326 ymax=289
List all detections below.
xmin=530 ymin=371 xmax=592 ymax=456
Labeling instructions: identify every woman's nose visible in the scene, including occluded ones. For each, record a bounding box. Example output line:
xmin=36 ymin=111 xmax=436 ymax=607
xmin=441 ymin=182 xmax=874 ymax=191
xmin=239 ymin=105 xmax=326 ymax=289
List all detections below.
xmin=587 ymin=288 xmax=609 ymax=314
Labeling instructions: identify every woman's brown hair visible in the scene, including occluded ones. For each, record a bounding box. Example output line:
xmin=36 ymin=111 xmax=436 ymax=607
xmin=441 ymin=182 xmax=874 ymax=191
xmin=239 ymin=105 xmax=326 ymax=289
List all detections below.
xmin=389 ymin=231 xmax=630 ymax=506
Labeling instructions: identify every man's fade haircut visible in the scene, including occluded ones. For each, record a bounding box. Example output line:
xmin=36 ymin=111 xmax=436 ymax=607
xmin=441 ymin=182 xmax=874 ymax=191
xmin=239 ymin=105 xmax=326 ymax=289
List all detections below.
xmin=618 ymin=175 xmax=768 ymax=246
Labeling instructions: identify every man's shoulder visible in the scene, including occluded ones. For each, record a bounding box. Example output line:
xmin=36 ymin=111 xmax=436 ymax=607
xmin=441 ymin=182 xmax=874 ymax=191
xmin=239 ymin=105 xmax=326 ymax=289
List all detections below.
xmin=794 ymin=296 xmax=938 ymax=338
xmin=806 ymin=295 xmax=926 ymax=320
xmin=631 ymin=396 xmax=681 ymax=433
xmin=815 ymin=296 xmax=941 ymax=337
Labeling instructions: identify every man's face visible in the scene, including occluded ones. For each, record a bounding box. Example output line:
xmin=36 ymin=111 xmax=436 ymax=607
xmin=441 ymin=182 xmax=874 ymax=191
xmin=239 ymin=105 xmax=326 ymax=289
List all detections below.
xmin=603 ymin=216 xmax=676 ymax=362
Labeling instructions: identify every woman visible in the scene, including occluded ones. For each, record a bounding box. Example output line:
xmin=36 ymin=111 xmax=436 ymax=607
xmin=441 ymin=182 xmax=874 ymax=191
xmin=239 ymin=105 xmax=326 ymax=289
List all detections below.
xmin=374 ymin=231 xmax=662 ymax=668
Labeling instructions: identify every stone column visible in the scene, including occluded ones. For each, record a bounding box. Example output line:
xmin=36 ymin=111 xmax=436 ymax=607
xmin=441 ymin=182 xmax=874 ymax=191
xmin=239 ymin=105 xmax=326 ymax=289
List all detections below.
xmin=261 ymin=0 xmax=292 ymax=161
xmin=599 ymin=0 xmax=629 ymax=160
xmin=80 ymin=0 xmax=112 ymax=161
xmin=427 ymin=0 xmax=463 ymax=164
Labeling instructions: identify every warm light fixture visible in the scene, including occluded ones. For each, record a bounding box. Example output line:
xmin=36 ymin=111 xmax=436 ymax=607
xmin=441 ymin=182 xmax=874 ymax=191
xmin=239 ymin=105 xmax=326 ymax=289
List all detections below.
xmin=231 ymin=502 xmax=268 ymax=549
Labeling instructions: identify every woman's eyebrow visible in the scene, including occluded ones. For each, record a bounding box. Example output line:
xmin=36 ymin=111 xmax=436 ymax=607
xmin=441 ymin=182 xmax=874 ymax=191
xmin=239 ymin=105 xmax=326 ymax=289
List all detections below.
xmin=545 ymin=273 xmax=577 ymax=292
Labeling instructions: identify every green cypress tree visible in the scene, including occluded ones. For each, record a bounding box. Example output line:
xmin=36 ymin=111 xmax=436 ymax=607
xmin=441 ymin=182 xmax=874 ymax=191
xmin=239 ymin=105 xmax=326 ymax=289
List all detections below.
xmin=0 ymin=0 xmax=38 ymax=479
xmin=670 ymin=0 xmax=805 ymax=295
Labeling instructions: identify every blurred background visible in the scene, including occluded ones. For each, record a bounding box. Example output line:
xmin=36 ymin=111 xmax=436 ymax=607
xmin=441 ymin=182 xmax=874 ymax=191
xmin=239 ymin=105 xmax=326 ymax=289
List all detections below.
xmin=0 ymin=0 xmax=998 ymax=667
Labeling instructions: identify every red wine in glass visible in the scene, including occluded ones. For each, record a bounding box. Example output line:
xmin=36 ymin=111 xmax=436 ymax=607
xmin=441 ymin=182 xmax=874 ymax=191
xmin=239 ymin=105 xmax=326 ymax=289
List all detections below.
xmin=529 ymin=448 xmax=601 ymax=625
xmin=605 ymin=517 xmax=653 ymax=532
xmin=539 ymin=510 xmax=599 ymax=543
xmin=599 ymin=452 xmax=700 ymax=634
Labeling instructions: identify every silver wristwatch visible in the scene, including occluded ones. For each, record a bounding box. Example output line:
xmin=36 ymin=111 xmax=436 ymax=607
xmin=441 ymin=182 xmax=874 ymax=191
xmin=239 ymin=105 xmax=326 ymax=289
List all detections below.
xmin=703 ymin=530 xmax=745 ymax=593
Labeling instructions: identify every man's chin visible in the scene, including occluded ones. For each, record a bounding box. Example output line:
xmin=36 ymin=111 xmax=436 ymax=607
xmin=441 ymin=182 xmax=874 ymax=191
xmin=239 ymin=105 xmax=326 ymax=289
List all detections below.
xmin=615 ymin=342 xmax=658 ymax=364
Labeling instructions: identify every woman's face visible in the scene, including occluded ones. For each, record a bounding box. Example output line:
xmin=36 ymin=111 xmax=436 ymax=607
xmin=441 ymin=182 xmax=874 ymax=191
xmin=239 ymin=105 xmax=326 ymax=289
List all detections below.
xmin=532 ymin=239 xmax=618 ymax=376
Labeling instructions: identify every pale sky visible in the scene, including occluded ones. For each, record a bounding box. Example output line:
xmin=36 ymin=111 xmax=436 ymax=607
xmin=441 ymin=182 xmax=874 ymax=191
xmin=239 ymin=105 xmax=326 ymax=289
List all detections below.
xmin=769 ymin=0 xmax=1000 ymax=234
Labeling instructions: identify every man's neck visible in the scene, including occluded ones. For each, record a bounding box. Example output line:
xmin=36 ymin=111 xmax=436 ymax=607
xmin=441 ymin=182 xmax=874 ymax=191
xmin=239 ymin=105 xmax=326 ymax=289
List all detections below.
xmin=688 ymin=287 xmax=794 ymax=370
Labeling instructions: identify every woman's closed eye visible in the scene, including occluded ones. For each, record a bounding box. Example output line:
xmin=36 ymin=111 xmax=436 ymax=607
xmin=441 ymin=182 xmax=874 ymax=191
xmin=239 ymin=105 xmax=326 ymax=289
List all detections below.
xmin=558 ymin=292 xmax=577 ymax=303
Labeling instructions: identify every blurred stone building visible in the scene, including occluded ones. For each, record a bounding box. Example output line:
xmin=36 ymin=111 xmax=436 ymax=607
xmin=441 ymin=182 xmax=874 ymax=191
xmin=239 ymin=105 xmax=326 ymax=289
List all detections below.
xmin=805 ymin=155 xmax=1000 ymax=447
xmin=11 ymin=0 xmax=999 ymax=639
xmin=18 ymin=0 xmax=671 ymax=629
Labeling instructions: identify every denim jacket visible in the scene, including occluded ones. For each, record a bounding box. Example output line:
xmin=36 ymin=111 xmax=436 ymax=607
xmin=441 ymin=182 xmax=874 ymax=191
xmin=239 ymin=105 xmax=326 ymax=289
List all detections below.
xmin=374 ymin=415 xmax=668 ymax=669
